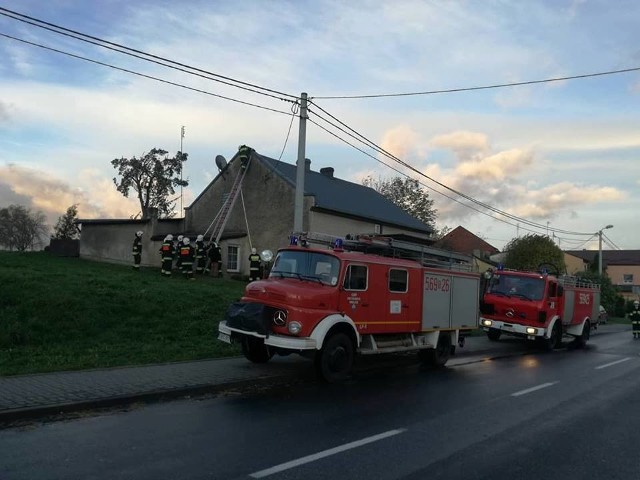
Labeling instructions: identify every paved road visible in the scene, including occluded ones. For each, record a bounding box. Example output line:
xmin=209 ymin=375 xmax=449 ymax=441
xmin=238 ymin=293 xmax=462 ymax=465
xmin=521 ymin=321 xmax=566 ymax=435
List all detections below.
xmin=1 ymin=327 xmax=638 ymax=479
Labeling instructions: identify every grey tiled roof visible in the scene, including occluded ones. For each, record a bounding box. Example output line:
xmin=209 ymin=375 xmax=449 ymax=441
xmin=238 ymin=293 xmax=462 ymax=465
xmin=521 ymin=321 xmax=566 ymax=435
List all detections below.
xmin=255 ymin=153 xmax=432 ymax=233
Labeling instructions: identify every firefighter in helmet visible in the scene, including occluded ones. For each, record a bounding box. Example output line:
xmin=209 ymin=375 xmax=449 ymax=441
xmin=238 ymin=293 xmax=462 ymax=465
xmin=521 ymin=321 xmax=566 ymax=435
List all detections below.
xmin=174 ymin=235 xmax=184 ymax=271
xmin=180 ymin=236 xmax=195 ymax=280
xmin=159 ymin=234 xmax=175 ymax=277
xmin=238 ymin=144 xmax=252 ymax=170
xmin=132 ymin=230 xmax=143 ymax=270
xmin=195 ymin=234 xmax=207 ymax=274
xmin=248 ymin=247 xmax=261 ymax=282
xmin=630 ymin=300 xmax=640 ymax=339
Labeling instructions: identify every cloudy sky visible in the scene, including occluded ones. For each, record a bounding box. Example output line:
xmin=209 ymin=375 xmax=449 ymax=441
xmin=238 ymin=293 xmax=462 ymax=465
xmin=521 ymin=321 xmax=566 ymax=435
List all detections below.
xmin=1 ymin=0 xmax=638 ymax=250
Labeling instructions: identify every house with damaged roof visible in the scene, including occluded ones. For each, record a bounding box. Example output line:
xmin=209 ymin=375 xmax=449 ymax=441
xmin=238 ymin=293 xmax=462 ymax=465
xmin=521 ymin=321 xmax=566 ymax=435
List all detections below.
xmin=78 ymin=148 xmax=472 ymax=276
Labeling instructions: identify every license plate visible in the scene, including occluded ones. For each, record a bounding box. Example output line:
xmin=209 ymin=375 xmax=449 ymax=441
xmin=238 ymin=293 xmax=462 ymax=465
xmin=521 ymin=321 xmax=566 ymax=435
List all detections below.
xmin=218 ymin=332 xmax=231 ymax=343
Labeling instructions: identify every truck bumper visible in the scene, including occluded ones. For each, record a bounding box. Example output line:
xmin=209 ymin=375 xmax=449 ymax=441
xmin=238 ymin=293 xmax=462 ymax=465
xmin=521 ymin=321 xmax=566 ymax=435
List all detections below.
xmin=218 ymin=320 xmax=318 ymax=350
xmin=479 ymin=317 xmax=547 ymax=340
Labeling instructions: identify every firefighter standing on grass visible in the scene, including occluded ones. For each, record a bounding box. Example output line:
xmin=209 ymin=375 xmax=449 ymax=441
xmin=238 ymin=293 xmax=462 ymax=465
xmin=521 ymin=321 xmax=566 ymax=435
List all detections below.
xmin=180 ymin=237 xmax=195 ymax=280
xmin=159 ymin=234 xmax=174 ymax=277
xmin=132 ymin=231 xmax=143 ymax=270
xmin=205 ymin=241 xmax=222 ymax=277
xmin=630 ymin=300 xmax=640 ymax=339
xmin=175 ymin=235 xmax=184 ymax=271
xmin=249 ymin=248 xmax=261 ymax=282
xmin=195 ymin=235 xmax=207 ymax=274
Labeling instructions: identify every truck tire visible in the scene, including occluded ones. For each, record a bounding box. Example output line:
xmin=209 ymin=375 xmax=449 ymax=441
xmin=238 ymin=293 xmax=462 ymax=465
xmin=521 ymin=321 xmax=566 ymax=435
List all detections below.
xmin=575 ymin=320 xmax=591 ymax=349
xmin=540 ymin=322 xmax=562 ymax=351
xmin=419 ymin=332 xmax=451 ymax=368
xmin=315 ymin=332 xmax=354 ymax=383
xmin=487 ymin=329 xmax=501 ymax=341
xmin=241 ymin=337 xmax=274 ymax=363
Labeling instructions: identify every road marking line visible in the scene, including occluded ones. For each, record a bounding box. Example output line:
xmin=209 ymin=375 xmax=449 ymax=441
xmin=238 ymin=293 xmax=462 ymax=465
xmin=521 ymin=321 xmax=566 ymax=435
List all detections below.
xmin=595 ymin=357 xmax=631 ymax=370
xmin=249 ymin=429 xmax=406 ymax=478
xmin=511 ymin=382 xmax=558 ymax=397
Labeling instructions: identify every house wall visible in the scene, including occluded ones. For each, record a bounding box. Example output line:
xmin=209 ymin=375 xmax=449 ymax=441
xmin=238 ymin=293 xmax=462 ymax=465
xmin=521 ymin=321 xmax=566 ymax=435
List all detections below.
xmin=564 ymin=253 xmax=587 ymax=275
xmin=310 ymin=210 xmax=430 ymax=240
xmin=607 ymin=265 xmax=640 ymax=300
xmin=80 ymin=223 xmax=162 ymax=267
xmin=185 ymin=157 xmax=314 ymax=276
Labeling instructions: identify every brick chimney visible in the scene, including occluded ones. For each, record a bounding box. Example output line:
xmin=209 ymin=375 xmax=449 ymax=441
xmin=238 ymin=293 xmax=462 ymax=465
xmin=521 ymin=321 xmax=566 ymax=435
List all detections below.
xmin=320 ymin=167 xmax=334 ymax=178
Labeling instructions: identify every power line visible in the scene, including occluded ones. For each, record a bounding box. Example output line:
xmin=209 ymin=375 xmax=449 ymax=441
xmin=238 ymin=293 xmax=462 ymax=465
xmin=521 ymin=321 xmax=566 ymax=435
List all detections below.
xmin=0 ymin=7 xmax=298 ymax=103
xmin=308 ymin=100 xmax=595 ymax=236
xmin=0 ymin=32 xmax=293 ymax=116
xmin=602 ymin=232 xmax=621 ymax=250
xmin=313 ymin=66 xmax=640 ymax=100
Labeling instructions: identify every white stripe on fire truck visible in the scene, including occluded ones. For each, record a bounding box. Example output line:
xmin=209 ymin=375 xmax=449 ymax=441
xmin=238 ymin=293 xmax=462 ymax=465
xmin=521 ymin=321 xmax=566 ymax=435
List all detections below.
xmin=249 ymin=429 xmax=406 ymax=478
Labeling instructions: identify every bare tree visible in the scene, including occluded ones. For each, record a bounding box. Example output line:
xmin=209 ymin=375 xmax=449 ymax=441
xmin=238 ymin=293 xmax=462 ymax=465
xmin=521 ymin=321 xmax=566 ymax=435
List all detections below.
xmin=0 ymin=204 xmax=49 ymax=251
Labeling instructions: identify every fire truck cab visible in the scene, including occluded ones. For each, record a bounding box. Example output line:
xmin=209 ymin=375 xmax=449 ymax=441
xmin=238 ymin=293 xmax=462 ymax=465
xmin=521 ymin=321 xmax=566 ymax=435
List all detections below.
xmin=218 ymin=233 xmax=480 ymax=382
xmin=479 ymin=268 xmax=599 ymax=350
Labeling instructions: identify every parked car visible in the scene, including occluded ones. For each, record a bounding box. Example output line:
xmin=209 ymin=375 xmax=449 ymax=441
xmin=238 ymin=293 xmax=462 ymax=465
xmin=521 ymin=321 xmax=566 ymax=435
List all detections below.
xmin=598 ymin=305 xmax=608 ymax=324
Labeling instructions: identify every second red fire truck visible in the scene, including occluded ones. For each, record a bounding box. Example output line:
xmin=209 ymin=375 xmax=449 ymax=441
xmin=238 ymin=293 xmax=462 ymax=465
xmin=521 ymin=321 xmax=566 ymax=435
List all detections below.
xmin=479 ymin=268 xmax=600 ymax=349
xmin=218 ymin=233 xmax=480 ymax=382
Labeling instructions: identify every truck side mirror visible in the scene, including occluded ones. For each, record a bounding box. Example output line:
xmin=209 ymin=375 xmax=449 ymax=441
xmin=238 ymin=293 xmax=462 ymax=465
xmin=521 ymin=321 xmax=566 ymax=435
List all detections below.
xmin=557 ymin=285 xmax=564 ymax=297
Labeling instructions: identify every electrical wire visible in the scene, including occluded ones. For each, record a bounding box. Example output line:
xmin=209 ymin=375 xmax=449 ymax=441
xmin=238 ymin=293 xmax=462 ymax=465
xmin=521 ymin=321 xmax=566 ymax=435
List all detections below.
xmin=278 ymin=102 xmax=299 ymax=162
xmin=313 ymin=66 xmax=640 ymax=100
xmin=0 ymin=7 xmax=298 ymax=102
xmin=308 ymin=101 xmax=595 ymax=236
xmin=602 ymin=232 xmax=621 ymax=250
xmin=0 ymin=33 xmax=293 ymax=116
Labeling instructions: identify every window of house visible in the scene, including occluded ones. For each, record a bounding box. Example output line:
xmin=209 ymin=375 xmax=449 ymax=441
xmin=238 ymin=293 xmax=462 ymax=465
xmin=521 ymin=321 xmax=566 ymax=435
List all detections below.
xmin=343 ymin=265 xmax=368 ymax=291
xmin=623 ymin=274 xmax=634 ymax=284
xmin=389 ymin=269 xmax=408 ymax=293
xmin=227 ymin=245 xmax=239 ymax=272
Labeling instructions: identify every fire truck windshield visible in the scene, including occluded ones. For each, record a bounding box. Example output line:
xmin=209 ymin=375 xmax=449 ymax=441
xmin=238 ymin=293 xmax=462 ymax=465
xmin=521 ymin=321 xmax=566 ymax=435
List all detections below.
xmin=487 ymin=274 xmax=545 ymax=301
xmin=270 ymin=250 xmax=340 ymax=286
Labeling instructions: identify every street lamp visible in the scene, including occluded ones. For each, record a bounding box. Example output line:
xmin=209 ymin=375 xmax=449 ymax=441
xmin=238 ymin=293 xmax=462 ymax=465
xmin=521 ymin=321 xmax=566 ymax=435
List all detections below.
xmin=598 ymin=225 xmax=613 ymax=276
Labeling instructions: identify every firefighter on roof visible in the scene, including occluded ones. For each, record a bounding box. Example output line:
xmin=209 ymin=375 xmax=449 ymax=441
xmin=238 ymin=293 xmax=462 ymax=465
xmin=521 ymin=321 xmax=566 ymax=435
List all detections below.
xmin=195 ymin=235 xmax=206 ymax=274
xmin=248 ymin=247 xmax=261 ymax=282
xmin=238 ymin=144 xmax=252 ymax=170
xmin=180 ymin=237 xmax=195 ymax=280
xmin=132 ymin=231 xmax=143 ymax=270
xmin=159 ymin=234 xmax=174 ymax=277
xmin=630 ymin=300 xmax=640 ymax=339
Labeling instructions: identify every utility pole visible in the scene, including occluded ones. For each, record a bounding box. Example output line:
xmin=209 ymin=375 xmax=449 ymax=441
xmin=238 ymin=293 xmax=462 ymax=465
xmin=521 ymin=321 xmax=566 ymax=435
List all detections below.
xmin=180 ymin=125 xmax=185 ymax=216
xmin=293 ymin=93 xmax=308 ymax=232
xmin=598 ymin=224 xmax=613 ymax=276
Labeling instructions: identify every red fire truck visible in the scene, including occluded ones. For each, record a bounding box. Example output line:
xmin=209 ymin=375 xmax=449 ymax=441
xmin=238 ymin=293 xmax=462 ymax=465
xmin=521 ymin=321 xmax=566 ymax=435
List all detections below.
xmin=218 ymin=233 xmax=480 ymax=382
xmin=479 ymin=268 xmax=600 ymax=350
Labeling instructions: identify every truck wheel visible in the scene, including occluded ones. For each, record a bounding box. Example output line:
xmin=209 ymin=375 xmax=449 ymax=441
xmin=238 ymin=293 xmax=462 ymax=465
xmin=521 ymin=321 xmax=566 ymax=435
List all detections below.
xmin=314 ymin=332 xmax=354 ymax=383
xmin=419 ymin=332 xmax=451 ymax=368
xmin=540 ymin=322 xmax=562 ymax=351
xmin=575 ymin=320 xmax=591 ymax=349
xmin=487 ymin=329 xmax=501 ymax=341
xmin=241 ymin=337 xmax=274 ymax=363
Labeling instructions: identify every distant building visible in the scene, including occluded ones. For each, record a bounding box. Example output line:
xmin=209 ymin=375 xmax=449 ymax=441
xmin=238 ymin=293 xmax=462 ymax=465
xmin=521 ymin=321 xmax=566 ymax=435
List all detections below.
xmin=565 ymin=250 xmax=640 ymax=300
xmin=434 ymin=226 xmax=500 ymax=260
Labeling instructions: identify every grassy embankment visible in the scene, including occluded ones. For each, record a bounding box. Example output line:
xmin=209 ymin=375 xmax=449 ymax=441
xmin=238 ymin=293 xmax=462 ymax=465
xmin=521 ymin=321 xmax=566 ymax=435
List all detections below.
xmin=0 ymin=252 xmax=244 ymax=376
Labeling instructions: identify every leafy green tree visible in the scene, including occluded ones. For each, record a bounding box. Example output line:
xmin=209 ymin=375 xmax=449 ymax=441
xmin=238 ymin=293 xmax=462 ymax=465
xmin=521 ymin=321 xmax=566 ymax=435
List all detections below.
xmin=53 ymin=204 xmax=79 ymax=240
xmin=503 ymin=234 xmax=565 ymax=272
xmin=111 ymin=148 xmax=188 ymax=218
xmin=0 ymin=204 xmax=49 ymax=251
xmin=362 ymin=175 xmax=437 ymax=228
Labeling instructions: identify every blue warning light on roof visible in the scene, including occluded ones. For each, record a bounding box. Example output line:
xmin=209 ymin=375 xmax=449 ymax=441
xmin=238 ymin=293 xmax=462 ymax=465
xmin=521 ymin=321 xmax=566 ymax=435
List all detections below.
xmin=290 ymin=235 xmax=298 ymax=246
xmin=333 ymin=238 xmax=343 ymax=250
xmin=497 ymin=264 xmax=504 ymax=271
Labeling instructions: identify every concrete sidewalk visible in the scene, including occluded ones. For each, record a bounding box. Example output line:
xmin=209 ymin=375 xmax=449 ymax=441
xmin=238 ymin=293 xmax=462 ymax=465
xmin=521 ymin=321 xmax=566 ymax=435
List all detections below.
xmin=0 ymin=324 xmax=628 ymax=423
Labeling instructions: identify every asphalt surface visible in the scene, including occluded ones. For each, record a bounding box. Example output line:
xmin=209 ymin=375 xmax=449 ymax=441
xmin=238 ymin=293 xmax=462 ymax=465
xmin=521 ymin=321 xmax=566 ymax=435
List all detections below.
xmin=1 ymin=324 xmax=638 ymax=480
xmin=0 ymin=326 xmax=559 ymax=424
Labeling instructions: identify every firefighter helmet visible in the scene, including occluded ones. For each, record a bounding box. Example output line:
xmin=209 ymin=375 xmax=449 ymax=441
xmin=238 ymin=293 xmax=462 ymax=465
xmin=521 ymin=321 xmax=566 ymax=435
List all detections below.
xmin=197 ymin=234 xmax=203 ymax=241
xmin=136 ymin=231 xmax=143 ymax=237
xmin=251 ymin=247 xmax=257 ymax=254
xmin=178 ymin=235 xmax=183 ymax=241
xmin=166 ymin=234 xmax=173 ymax=241
xmin=635 ymin=300 xmax=639 ymax=307
xmin=183 ymin=237 xmax=190 ymax=245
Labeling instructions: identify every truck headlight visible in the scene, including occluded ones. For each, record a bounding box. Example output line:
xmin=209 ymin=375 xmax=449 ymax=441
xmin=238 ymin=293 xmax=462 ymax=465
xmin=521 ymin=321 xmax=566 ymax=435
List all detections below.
xmin=287 ymin=321 xmax=302 ymax=335
xmin=481 ymin=319 xmax=493 ymax=327
xmin=526 ymin=327 xmax=538 ymax=335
